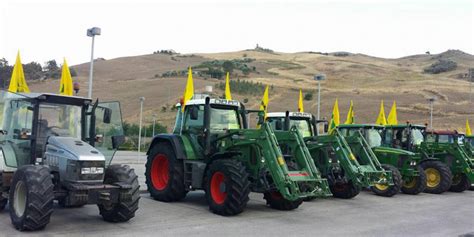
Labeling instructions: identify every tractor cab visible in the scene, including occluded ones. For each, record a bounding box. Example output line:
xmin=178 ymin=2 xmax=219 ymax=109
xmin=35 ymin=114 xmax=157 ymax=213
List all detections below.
xmin=266 ymin=112 xmax=317 ymax=138
xmin=337 ymin=124 xmax=384 ymax=148
xmin=0 ymin=90 xmax=124 ymax=171
xmin=424 ymin=130 xmax=462 ymax=144
xmin=383 ymin=124 xmax=426 ymax=151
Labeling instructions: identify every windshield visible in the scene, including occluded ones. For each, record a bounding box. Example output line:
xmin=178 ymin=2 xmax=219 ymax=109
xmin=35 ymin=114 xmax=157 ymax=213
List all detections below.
xmin=366 ymin=128 xmax=382 ymax=148
xmin=38 ymin=103 xmax=82 ymax=139
xmin=437 ymin=135 xmax=455 ymax=143
xmin=210 ymin=107 xmax=240 ymax=132
xmin=411 ymin=128 xmax=424 ymax=145
xmin=289 ymin=118 xmax=312 ymax=137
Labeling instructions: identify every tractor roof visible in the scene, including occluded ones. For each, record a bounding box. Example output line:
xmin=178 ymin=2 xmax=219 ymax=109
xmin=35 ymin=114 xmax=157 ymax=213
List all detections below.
xmin=12 ymin=92 xmax=92 ymax=106
xmin=425 ymin=130 xmax=458 ymax=135
xmin=266 ymin=112 xmax=312 ymax=119
xmin=184 ymin=98 xmax=240 ymax=108
xmin=337 ymin=124 xmax=384 ymax=129
xmin=385 ymin=124 xmax=426 ymax=129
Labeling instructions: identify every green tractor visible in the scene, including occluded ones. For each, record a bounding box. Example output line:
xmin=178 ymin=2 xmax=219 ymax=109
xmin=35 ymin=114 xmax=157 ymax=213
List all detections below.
xmin=338 ymin=124 xmax=426 ymax=195
xmin=266 ymin=112 xmax=397 ymax=199
xmin=145 ymin=97 xmax=331 ymax=216
xmin=461 ymin=134 xmax=474 ymax=190
xmin=0 ymin=91 xmax=139 ymax=231
xmin=384 ymin=124 xmax=474 ymax=193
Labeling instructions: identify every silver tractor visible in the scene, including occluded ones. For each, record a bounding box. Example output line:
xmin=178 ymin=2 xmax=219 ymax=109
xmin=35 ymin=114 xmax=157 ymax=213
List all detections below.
xmin=0 ymin=91 xmax=140 ymax=231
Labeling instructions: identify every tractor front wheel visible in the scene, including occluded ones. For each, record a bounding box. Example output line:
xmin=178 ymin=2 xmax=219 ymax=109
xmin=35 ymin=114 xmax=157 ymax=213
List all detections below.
xmin=420 ymin=160 xmax=452 ymax=194
xmin=371 ymin=164 xmax=402 ymax=197
xmin=99 ymin=164 xmax=140 ymax=222
xmin=401 ymin=165 xmax=427 ymax=195
xmin=205 ymin=159 xmax=250 ymax=216
xmin=9 ymin=165 xmax=54 ymax=231
xmin=263 ymin=191 xmax=303 ymax=210
xmin=329 ymin=181 xmax=361 ymax=199
xmin=0 ymin=172 xmax=7 ymax=211
xmin=146 ymin=142 xmax=187 ymax=202
xmin=449 ymin=173 xmax=471 ymax=192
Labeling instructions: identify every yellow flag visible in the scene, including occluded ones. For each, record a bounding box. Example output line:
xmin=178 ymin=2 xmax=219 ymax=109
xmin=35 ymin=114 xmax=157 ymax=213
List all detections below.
xmin=345 ymin=100 xmax=354 ymax=124
xmin=260 ymin=85 xmax=269 ymax=115
xmin=328 ymin=99 xmax=340 ymax=133
xmin=182 ymin=67 xmax=194 ymax=111
xmin=376 ymin=100 xmax=387 ymax=125
xmin=225 ymin=72 xmax=232 ymax=100
xmin=298 ymin=89 xmax=304 ymax=112
xmin=466 ymin=119 xmax=472 ymax=136
xmin=387 ymin=101 xmax=398 ymax=125
xmin=59 ymin=58 xmax=74 ymax=96
xmin=8 ymin=51 xmax=30 ymax=93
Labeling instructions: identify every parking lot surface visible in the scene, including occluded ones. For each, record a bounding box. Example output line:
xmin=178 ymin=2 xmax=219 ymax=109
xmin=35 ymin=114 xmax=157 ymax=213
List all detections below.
xmin=0 ymin=151 xmax=473 ymax=236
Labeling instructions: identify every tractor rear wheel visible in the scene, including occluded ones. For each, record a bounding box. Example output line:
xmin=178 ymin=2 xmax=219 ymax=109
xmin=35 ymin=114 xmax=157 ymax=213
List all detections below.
xmin=449 ymin=173 xmax=471 ymax=192
xmin=371 ymin=164 xmax=402 ymax=197
xmin=146 ymin=142 xmax=187 ymax=202
xmin=99 ymin=164 xmax=140 ymax=222
xmin=205 ymin=159 xmax=250 ymax=216
xmin=263 ymin=191 xmax=303 ymax=210
xmin=329 ymin=181 xmax=360 ymax=199
xmin=9 ymin=165 xmax=54 ymax=231
xmin=0 ymin=172 xmax=7 ymax=211
xmin=401 ymin=165 xmax=427 ymax=195
xmin=420 ymin=160 xmax=452 ymax=194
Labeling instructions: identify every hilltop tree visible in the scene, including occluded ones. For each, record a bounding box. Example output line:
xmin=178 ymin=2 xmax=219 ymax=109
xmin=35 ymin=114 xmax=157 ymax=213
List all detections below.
xmin=44 ymin=59 xmax=60 ymax=79
xmin=222 ymin=60 xmax=234 ymax=74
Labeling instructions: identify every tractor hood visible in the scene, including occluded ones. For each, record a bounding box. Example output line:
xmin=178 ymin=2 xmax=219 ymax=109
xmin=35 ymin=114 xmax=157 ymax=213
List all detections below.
xmin=372 ymin=146 xmax=415 ymax=156
xmin=46 ymin=136 xmax=105 ymax=161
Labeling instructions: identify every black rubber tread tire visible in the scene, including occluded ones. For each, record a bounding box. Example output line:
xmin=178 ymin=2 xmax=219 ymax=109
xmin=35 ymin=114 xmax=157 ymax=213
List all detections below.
xmin=99 ymin=164 xmax=140 ymax=222
xmin=57 ymin=199 xmax=85 ymax=208
xmin=371 ymin=164 xmax=402 ymax=197
xmin=449 ymin=173 xmax=471 ymax=192
xmin=145 ymin=142 xmax=187 ymax=202
xmin=263 ymin=192 xmax=303 ymax=210
xmin=469 ymin=185 xmax=474 ymax=191
xmin=401 ymin=165 xmax=427 ymax=195
xmin=420 ymin=160 xmax=452 ymax=194
xmin=9 ymin=165 xmax=54 ymax=231
xmin=329 ymin=181 xmax=361 ymax=199
xmin=205 ymin=159 xmax=250 ymax=216
xmin=0 ymin=172 xmax=7 ymax=211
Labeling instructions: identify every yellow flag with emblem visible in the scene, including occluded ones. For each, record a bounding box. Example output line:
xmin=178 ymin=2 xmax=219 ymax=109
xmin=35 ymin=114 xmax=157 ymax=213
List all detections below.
xmin=59 ymin=58 xmax=74 ymax=96
xmin=328 ymin=99 xmax=340 ymax=133
xmin=375 ymin=100 xmax=387 ymax=125
xmin=256 ymin=85 xmax=269 ymax=129
xmin=298 ymin=89 xmax=304 ymax=112
xmin=225 ymin=72 xmax=232 ymax=100
xmin=345 ymin=100 xmax=354 ymax=124
xmin=387 ymin=101 xmax=398 ymax=125
xmin=8 ymin=51 xmax=30 ymax=93
xmin=182 ymin=67 xmax=194 ymax=112
xmin=466 ymin=119 xmax=472 ymax=136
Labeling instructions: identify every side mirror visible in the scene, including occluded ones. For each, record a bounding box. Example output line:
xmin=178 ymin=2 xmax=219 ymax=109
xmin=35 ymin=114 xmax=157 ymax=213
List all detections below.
xmin=190 ymin=106 xmax=199 ymax=120
xmin=112 ymin=135 xmax=125 ymax=149
xmin=103 ymin=108 xmax=112 ymax=124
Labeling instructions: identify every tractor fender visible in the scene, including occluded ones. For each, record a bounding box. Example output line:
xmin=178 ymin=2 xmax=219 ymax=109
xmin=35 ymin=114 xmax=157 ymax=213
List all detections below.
xmin=147 ymin=134 xmax=187 ymax=160
xmin=419 ymin=157 xmax=440 ymax=165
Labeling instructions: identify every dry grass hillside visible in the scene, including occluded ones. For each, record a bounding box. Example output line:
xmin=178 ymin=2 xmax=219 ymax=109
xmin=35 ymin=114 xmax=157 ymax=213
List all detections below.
xmin=28 ymin=49 xmax=474 ymax=131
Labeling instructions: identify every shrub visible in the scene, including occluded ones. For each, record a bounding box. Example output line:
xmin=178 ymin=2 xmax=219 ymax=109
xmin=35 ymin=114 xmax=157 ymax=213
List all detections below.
xmin=304 ymin=92 xmax=313 ymax=101
xmin=424 ymin=60 xmax=457 ymax=74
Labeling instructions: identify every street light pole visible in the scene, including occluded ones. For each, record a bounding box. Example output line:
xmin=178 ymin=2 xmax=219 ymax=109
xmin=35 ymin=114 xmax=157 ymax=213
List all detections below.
xmin=138 ymin=97 xmax=145 ymax=158
xmin=314 ymin=74 xmax=326 ymax=133
xmin=428 ymin=97 xmax=435 ymax=129
xmin=87 ymin=27 xmax=101 ymax=98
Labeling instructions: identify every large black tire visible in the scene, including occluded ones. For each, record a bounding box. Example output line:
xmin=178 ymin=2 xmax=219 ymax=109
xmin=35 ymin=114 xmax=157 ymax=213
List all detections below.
xmin=263 ymin=191 xmax=303 ymax=210
xmin=9 ymin=165 xmax=54 ymax=231
xmin=145 ymin=142 xmax=187 ymax=202
xmin=99 ymin=164 xmax=140 ymax=222
xmin=449 ymin=173 xmax=471 ymax=192
xmin=329 ymin=181 xmax=361 ymax=199
xmin=0 ymin=172 xmax=7 ymax=211
xmin=420 ymin=160 xmax=452 ymax=194
xmin=371 ymin=164 xmax=402 ymax=197
xmin=205 ymin=159 xmax=250 ymax=216
xmin=401 ymin=165 xmax=427 ymax=195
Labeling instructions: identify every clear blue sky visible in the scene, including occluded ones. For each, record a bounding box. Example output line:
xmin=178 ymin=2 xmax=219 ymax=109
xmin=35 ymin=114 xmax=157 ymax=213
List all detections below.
xmin=1 ymin=0 xmax=472 ymax=65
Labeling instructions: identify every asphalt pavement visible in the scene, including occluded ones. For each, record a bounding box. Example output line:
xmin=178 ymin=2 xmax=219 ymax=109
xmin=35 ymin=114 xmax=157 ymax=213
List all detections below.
xmin=0 ymin=151 xmax=473 ymax=237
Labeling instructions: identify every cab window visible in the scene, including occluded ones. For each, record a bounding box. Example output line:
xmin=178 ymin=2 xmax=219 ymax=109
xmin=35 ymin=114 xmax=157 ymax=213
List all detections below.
xmin=267 ymin=117 xmax=285 ymax=131
xmin=184 ymin=105 xmax=204 ymax=130
xmin=209 ymin=107 xmax=240 ymax=133
xmin=289 ymin=118 xmax=312 ymax=137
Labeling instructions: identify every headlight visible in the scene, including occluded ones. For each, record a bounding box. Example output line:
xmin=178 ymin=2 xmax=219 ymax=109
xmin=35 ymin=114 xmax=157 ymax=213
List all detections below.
xmin=410 ymin=161 xmax=417 ymax=166
xmin=81 ymin=167 xmax=104 ymax=174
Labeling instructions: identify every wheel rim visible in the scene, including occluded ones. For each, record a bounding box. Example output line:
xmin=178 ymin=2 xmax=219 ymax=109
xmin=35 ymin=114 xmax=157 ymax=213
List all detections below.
xmin=374 ymin=183 xmax=389 ymax=191
xmin=13 ymin=181 xmax=27 ymax=217
xmin=151 ymin=154 xmax=169 ymax=190
xmin=425 ymin=168 xmax=441 ymax=188
xmin=210 ymin=172 xmax=227 ymax=204
xmin=403 ymin=177 xmax=417 ymax=189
